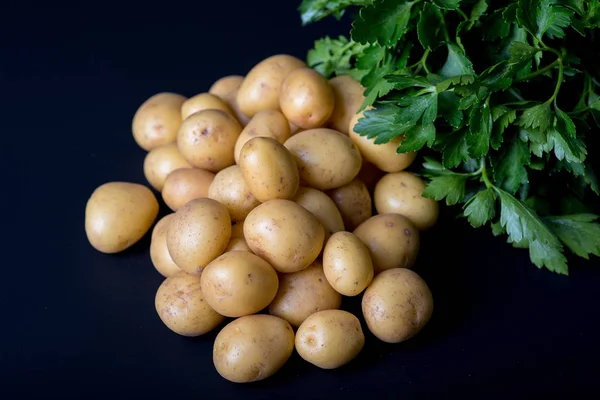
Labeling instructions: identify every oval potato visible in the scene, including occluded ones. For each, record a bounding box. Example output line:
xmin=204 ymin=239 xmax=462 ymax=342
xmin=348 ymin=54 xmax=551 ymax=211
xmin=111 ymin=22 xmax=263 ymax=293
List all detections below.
xmin=293 ymin=187 xmax=344 ymax=242
xmin=181 ymin=93 xmax=233 ymax=120
xmin=209 ymin=75 xmax=251 ymax=126
xmin=143 ymin=143 xmax=192 ymax=191
xmin=150 ymin=214 xmax=181 ymax=277
xmin=162 ymin=167 xmax=215 ymax=211
xmin=327 ymin=75 xmax=364 ymax=135
xmin=327 ymin=179 xmax=372 ymax=231
xmin=356 ymin=160 xmax=385 ymax=193
xmin=132 ymin=92 xmax=187 ymax=151
xmin=208 ymin=165 xmax=260 ymax=222
xmin=323 ymin=231 xmax=374 ymax=296
xmin=233 ymin=110 xmax=291 ymax=164
xmin=224 ymin=222 xmax=252 ymax=253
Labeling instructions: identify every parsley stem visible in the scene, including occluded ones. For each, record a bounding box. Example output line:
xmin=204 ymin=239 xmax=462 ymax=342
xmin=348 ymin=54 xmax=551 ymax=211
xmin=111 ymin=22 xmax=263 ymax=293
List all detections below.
xmin=480 ymin=159 xmax=493 ymax=189
xmin=410 ymin=48 xmax=430 ymax=74
xmin=456 ymin=8 xmax=468 ymax=21
xmin=515 ymin=58 xmax=559 ymax=82
xmin=549 ymin=58 xmax=564 ymax=107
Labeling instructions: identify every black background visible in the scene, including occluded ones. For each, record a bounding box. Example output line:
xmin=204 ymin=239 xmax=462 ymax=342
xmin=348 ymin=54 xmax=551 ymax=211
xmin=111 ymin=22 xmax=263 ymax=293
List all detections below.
xmin=1 ymin=1 xmax=599 ymax=399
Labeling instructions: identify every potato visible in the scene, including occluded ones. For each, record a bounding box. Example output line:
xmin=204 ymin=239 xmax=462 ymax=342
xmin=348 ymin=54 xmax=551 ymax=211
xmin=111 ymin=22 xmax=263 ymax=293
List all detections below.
xmin=349 ymin=110 xmax=417 ymax=173
xmin=239 ymin=137 xmax=299 ymax=202
xmin=208 ymin=165 xmax=260 ymax=221
xmin=323 ymin=231 xmax=374 ymax=296
xmin=284 ymin=128 xmax=362 ymax=190
xmin=224 ymin=222 xmax=252 ymax=252
xmin=209 ymin=75 xmax=251 ymax=126
xmin=295 ymin=310 xmax=364 ymax=369
xmin=213 ymin=314 xmax=294 ymax=383
xmin=356 ymin=160 xmax=385 ymax=193
xmin=132 ymin=92 xmax=187 ymax=151
xmin=161 ymin=167 xmax=215 ymax=211
xmin=244 ymin=199 xmax=324 ymax=273
xmin=166 ymin=198 xmax=231 ymax=275
xmin=201 ymin=251 xmax=279 ymax=317
xmin=150 ymin=214 xmax=181 ymax=277
xmin=293 ymin=187 xmax=344 ymax=242
xmin=268 ymin=260 xmax=341 ymax=327
xmin=327 ymin=179 xmax=372 ymax=231
xmin=181 ymin=93 xmax=233 ymax=120
xmin=155 ymin=271 xmax=225 ymax=336
xmin=177 ymin=109 xmax=242 ymax=172
xmin=327 ymin=75 xmax=364 ymax=135
xmin=233 ymin=110 xmax=291 ymax=164
xmin=362 ymin=268 xmax=433 ymax=343
xmin=353 ymin=213 xmax=420 ymax=274
xmin=280 ymin=67 xmax=334 ymax=129
xmin=374 ymin=172 xmax=439 ymax=230
xmin=85 ymin=182 xmax=158 ymax=253
xmin=143 ymin=143 xmax=192 ymax=191
xmin=236 ymin=54 xmax=305 ymax=117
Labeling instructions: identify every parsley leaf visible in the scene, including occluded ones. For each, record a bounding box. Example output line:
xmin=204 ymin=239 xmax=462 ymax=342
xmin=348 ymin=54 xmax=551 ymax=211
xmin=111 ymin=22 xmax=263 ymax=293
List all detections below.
xmin=516 ymin=0 xmax=573 ymax=40
xmin=353 ymin=103 xmax=399 ymax=141
xmin=485 ymin=7 xmax=512 ymax=41
xmin=398 ymin=124 xmax=436 ymax=152
xmin=439 ymin=43 xmax=475 ymax=78
xmin=351 ymin=0 xmax=416 ymax=47
xmin=504 ymin=41 xmax=540 ymax=77
xmin=438 ymin=91 xmax=463 ymax=128
xmin=299 ymin=0 xmax=372 ymax=25
xmin=464 ymin=188 xmax=497 ymax=227
xmin=544 ymin=128 xmax=587 ymax=163
xmin=517 ymin=103 xmax=552 ymax=133
xmin=442 ymin=130 xmax=470 ymax=168
xmin=545 ymin=214 xmax=600 ymax=259
xmin=307 ymin=36 xmax=367 ymax=78
xmin=432 ymin=0 xmax=461 ymax=10
xmin=422 ymin=174 xmax=468 ymax=205
xmin=417 ymin=3 xmax=445 ymax=50
xmin=467 ymin=102 xmax=492 ymax=158
xmin=491 ymin=105 xmax=517 ymax=150
xmin=492 ymin=137 xmax=531 ymax=194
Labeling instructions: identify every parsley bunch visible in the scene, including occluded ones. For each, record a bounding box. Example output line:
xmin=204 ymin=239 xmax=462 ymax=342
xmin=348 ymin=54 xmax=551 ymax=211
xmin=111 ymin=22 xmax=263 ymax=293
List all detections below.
xmin=300 ymin=0 xmax=600 ymax=274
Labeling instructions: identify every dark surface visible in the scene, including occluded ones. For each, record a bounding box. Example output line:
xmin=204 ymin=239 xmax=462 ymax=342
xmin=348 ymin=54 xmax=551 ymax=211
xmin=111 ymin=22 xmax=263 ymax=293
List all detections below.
xmin=1 ymin=2 xmax=599 ymax=399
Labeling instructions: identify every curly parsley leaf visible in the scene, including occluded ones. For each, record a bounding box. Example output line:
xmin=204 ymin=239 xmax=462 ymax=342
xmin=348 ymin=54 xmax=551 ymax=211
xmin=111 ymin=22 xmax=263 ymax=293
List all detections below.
xmin=351 ymin=0 xmax=416 ymax=47
xmin=545 ymin=214 xmax=600 ymax=259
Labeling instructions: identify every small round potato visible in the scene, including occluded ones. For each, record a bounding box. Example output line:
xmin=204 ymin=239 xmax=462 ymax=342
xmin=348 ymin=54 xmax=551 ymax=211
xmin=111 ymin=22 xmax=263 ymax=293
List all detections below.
xmin=353 ymin=213 xmax=420 ymax=274
xmin=143 ymin=143 xmax=192 ymax=191
xmin=166 ymin=198 xmax=231 ymax=275
xmin=213 ymin=314 xmax=295 ymax=383
xmin=233 ymin=110 xmax=291 ymax=164
xmin=209 ymin=75 xmax=251 ymax=126
xmin=150 ymin=214 xmax=181 ymax=277
xmin=244 ymin=199 xmax=325 ymax=273
xmin=85 ymin=182 xmax=159 ymax=253
xmin=161 ymin=168 xmax=215 ymax=211
xmin=181 ymin=92 xmax=234 ymax=120
xmin=280 ymin=67 xmax=334 ymax=129
xmin=268 ymin=260 xmax=342 ymax=327
xmin=284 ymin=128 xmax=362 ymax=190
xmin=356 ymin=160 xmax=385 ymax=193
xmin=293 ymin=187 xmax=344 ymax=242
xmin=208 ymin=165 xmax=260 ymax=222
xmin=177 ymin=109 xmax=242 ymax=172
xmin=349 ymin=110 xmax=417 ymax=173
xmin=295 ymin=310 xmax=365 ymax=369
xmin=132 ymin=92 xmax=187 ymax=151
xmin=224 ymin=222 xmax=252 ymax=252
xmin=323 ymin=231 xmax=374 ymax=296
xmin=239 ymin=137 xmax=299 ymax=202
xmin=201 ymin=250 xmax=279 ymax=317
xmin=327 ymin=179 xmax=372 ymax=231
xmin=155 ymin=272 xmax=225 ymax=336
xmin=327 ymin=75 xmax=364 ymax=135
xmin=374 ymin=172 xmax=439 ymax=230
xmin=362 ymin=268 xmax=433 ymax=343
xmin=236 ymin=54 xmax=305 ymax=117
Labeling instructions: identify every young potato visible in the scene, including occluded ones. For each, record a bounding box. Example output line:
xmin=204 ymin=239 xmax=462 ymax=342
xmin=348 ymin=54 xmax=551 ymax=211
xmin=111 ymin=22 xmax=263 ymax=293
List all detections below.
xmin=85 ymin=182 xmax=159 ymax=253
xmin=268 ymin=260 xmax=342 ymax=327
xmin=233 ymin=110 xmax=291 ymax=164
xmin=327 ymin=179 xmax=372 ymax=231
xmin=208 ymin=75 xmax=251 ymax=126
xmin=362 ymin=268 xmax=433 ymax=343
xmin=322 ymin=231 xmax=374 ymax=296
xmin=295 ymin=310 xmax=364 ymax=369
xmin=161 ymin=167 xmax=215 ymax=211
xmin=224 ymin=222 xmax=253 ymax=252
xmin=374 ymin=172 xmax=439 ymax=230
xmin=356 ymin=160 xmax=385 ymax=193
xmin=150 ymin=214 xmax=181 ymax=277
xmin=239 ymin=137 xmax=299 ymax=202
xmin=284 ymin=128 xmax=362 ymax=190
xmin=236 ymin=54 xmax=305 ymax=117
xmin=166 ymin=198 xmax=231 ymax=275
xmin=349 ymin=110 xmax=417 ymax=173
xmin=292 ymin=187 xmax=345 ymax=242
xmin=213 ymin=315 xmax=294 ymax=383
xmin=208 ymin=165 xmax=260 ymax=222
xmin=353 ymin=213 xmax=420 ymax=274
xmin=201 ymin=251 xmax=279 ymax=317
xmin=132 ymin=92 xmax=187 ymax=151
xmin=244 ymin=199 xmax=324 ymax=273
xmin=327 ymin=75 xmax=364 ymax=135
xmin=155 ymin=271 xmax=225 ymax=336
xmin=177 ymin=109 xmax=242 ymax=172
xmin=181 ymin=93 xmax=234 ymax=120
xmin=280 ymin=67 xmax=334 ymax=129
xmin=143 ymin=143 xmax=192 ymax=191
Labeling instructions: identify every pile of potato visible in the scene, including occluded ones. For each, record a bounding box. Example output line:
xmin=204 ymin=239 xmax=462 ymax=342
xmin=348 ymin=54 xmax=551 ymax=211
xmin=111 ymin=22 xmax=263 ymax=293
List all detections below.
xmin=84 ymin=54 xmax=438 ymax=383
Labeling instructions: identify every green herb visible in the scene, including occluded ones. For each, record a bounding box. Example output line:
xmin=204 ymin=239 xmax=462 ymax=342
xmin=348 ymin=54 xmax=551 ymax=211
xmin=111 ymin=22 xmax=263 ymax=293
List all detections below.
xmin=301 ymin=0 xmax=600 ymax=274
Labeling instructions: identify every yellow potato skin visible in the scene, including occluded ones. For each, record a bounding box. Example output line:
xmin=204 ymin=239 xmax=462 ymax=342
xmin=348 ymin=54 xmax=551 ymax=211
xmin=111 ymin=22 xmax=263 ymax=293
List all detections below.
xmin=181 ymin=93 xmax=233 ymax=120
xmin=224 ymin=222 xmax=253 ymax=252
xmin=239 ymin=137 xmax=299 ymax=202
xmin=155 ymin=271 xmax=225 ymax=336
xmin=208 ymin=165 xmax=260 ymax=222
xmin=233 ymin=110 xmax=291 ymax=164
xmin=213 ymin=315 xmax=295 ymax=383
xmin=323 ymin=231 xmax=374 ymax=296
xmin=209 ymin=75 xmax=251 ymax=126
xmin=161 ymin=167 xmax=215 ymax=212
xmin=293 ymin=187 xmax=345 ymax=242
xmin=374 ymin=172 xmax=440 ymax=230
xmin=268 ymin=260 xmax=342 ymax=327
xmin=362 ymin=268 xmax=433 ymax=343
xmin=143 ymin=143 xmax=192 ymax=191
xmin=150 ymin=214 xmax=181 ymax=277
xmin=85 ymin=182 xmax=159 ymax=253
xmin=327 ymin=179 xmax=372 ymax=231
xmin=327 ymin=75 xmax=364 ymax=135
xmin=132 ymin=92 xmax=187 ymax=151
xmin=295 ymin=310 xmax=365 ymax=369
